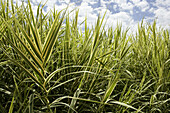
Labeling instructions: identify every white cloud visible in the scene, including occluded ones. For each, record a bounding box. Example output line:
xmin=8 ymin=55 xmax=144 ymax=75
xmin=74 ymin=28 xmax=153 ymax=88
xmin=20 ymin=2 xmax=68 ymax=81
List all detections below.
xmin=155 ymin=0 xmax=170 ymax=7
xmin=10 ymin=0 xmax=170 ymax=32
xmin=106 ymin=11 xmax=135 ymax=30
xmin=154 ymin=7 xmax=170 ymax=28
xmin=78 ymin=2 xmax=98 ymax=27
xmin=114 ymin=0 xmax=127 ymax=4
xmin=130 ymin=0 xmax=149 ymax=12
xmin=35 ymin=0 xmax=46 ymax=4
xmin=136 ymin=0 xmax=149 ymax=12
xmin=119 ymin=2 xmax=134 ymax=11
xmin=79 ymin=2 xmax=93 ymax=16
xmin=149 ymin=7 xmax=155 ymax=12
xmin=131 ymin=0 xmax=140 ymax=4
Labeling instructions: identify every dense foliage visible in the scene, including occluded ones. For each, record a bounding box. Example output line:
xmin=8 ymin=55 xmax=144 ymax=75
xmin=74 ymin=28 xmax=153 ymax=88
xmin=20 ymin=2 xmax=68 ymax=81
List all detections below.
xmin=0 ymin=0 xmax=170 ymax=113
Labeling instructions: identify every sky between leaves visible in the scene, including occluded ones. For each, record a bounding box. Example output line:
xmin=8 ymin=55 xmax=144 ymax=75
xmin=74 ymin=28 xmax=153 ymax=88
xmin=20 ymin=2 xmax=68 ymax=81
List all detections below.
xmin=13 ymin=0 xmax=170 ymax=33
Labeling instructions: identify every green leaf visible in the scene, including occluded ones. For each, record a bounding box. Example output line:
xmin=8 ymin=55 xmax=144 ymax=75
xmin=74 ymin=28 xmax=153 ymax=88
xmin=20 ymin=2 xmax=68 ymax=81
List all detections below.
xmin=42 ymin=7 xmax=68 ymax=66
xmin=29 ymin=94 xmax=34 ymax=113
xmin=8 ymin=96 xmax=14 ymax=113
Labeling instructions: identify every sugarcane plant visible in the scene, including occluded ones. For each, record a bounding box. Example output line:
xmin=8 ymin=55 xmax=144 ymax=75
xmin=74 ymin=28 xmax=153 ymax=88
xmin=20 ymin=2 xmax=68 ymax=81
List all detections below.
xmin=0 ymin=0 xmax=169 ymax=113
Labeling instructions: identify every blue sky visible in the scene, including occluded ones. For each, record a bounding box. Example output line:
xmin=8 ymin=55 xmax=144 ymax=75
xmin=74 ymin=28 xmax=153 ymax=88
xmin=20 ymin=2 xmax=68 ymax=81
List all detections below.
xmin=14 ymin=0 xmax=170 ymax=32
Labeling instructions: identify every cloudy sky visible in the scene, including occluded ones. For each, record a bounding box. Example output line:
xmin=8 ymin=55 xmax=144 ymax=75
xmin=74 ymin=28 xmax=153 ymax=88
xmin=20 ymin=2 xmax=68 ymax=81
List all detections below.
xmin=14 ymin=0 xmax=170 ymax=32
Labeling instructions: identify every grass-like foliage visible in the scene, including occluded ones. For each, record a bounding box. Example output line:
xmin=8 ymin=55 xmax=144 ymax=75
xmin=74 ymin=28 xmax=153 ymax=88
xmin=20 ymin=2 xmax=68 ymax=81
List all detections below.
xmin=0 ymin=0 xmax=170 ymax=113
